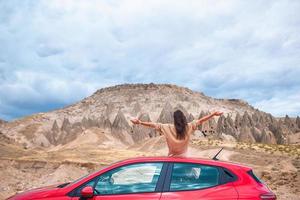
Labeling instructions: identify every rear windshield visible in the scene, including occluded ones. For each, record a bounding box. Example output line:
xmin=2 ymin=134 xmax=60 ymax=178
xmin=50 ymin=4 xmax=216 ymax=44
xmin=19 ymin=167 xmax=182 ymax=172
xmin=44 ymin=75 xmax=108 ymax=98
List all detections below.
xmin=247 ymin=170 xmax=262 ymax=183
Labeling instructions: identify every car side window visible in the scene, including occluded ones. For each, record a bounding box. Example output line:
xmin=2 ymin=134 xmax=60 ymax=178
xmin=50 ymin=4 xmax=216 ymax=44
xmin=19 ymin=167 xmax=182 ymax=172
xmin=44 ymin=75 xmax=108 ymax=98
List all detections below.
xmin=170 ymin=163 xmax=219 ymax=191
xmin=94 ymin=162 xmax=163 ymax=195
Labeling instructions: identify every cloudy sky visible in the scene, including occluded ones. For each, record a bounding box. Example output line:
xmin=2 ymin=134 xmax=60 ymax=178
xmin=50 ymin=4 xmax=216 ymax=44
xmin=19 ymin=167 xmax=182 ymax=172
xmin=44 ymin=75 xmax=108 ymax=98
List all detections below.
xmin=0 ymin=0 xmax=299 ymax=120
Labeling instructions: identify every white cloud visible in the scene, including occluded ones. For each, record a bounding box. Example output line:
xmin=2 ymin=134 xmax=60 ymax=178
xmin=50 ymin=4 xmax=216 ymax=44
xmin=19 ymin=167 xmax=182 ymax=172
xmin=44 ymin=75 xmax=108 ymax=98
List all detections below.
xmin=0 ymin=0 xmax=299 ymax=120
xmin=254 ymin=93 xmax=300 ymax=117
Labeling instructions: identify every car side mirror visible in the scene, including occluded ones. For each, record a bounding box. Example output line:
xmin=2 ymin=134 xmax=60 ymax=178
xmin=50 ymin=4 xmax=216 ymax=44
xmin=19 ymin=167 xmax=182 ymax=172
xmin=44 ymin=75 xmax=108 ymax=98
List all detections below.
xmin=80 ymin=186 xmax=94 ymax=198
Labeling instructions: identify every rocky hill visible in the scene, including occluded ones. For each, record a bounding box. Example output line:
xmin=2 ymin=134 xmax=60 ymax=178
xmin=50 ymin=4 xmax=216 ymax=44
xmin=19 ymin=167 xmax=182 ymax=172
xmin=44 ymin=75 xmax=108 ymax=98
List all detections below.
xmin=1 ymin=83 xmax=299 ymax=148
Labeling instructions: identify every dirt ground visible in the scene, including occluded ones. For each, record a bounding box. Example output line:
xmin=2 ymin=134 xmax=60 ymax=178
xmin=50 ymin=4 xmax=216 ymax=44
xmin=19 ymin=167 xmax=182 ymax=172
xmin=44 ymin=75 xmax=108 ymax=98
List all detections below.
xmin=1 ymin=138 xmax=299 ymax=200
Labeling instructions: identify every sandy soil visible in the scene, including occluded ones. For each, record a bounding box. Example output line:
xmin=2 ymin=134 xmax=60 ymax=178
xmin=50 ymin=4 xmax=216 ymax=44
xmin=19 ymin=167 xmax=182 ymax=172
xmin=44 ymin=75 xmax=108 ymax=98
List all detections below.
xmin=1 ymin=138 xmax=299 ymax=200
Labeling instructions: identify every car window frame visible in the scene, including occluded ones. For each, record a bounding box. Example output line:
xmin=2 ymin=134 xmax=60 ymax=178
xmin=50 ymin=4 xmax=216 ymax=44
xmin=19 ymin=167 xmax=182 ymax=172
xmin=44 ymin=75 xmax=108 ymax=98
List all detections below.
xmin=162 ymin=162 xmax=237 ymax=193
xmin=68 ymin=162 xmax=168 ymax=197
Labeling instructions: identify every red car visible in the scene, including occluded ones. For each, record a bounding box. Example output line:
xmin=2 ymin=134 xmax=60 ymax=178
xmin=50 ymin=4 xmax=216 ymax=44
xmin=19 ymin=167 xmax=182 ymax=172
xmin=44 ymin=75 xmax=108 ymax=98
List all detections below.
xmin=7 ymin=156 xmax=276 ymax=200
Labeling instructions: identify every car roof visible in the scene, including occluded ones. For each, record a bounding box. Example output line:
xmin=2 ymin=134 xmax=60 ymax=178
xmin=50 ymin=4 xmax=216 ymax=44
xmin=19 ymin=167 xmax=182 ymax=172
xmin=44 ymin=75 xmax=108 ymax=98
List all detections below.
xmin=114 ymin=156 xmax=252 ymax=171
xmin=66 ymin=156 xmax=251 ymax=190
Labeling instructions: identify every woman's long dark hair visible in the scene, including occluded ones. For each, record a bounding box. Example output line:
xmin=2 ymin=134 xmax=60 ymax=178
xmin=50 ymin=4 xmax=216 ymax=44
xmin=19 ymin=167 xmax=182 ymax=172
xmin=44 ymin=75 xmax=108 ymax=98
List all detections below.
xmin=173 ymin=110 xmax=188 ymax=140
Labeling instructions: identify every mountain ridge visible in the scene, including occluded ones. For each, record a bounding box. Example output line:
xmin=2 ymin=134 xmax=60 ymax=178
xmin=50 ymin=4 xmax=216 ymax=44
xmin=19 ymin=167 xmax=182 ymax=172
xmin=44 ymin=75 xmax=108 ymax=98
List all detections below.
xmin=0 ymin=83 xmax=299 ymax=147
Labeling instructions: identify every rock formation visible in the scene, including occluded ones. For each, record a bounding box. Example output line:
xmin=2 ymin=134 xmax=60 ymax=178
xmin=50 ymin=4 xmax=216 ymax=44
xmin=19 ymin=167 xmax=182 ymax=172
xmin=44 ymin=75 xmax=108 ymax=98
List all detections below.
xmin=0 ymin=83 xmax=297 ymax=147
xmin=132 ymin=113 xmax=156 ymax=142
xmin=188 ymin=113 xmax=195 ymax=122
xmin=60 ymin=118 xmax=81 ymax=144
xmin=46 ymin=120 xmax=60 ymax=145
xmin=174 ymin=104 xmax=190 ymax=121
xmin=71 ymin=122 xmax=83 ymax=135
xmin=238 ymin=124 xmax=255 ymax=143
xmin=157 ymin=102 xmax=174 ymax=124
xmin=81 ymin=117 xmax=98 ymax=129
xmin=283 ymin=115 xmax=299 ymax=133
xmin=216 ymin=115 xmax=226 ymax=136
xmin=251 ymin=127 xmax=262 ymax=142
xmin=241 ymin=111 xmax=253 ymax=127
xmin=197 ymin=111 xmax=207 ymax=130
xmin=105 ymin=102 xmax=115 ymax=119
xmin=61 ymin=118 xmax=72 ymax=133
xmin=235 ymin=112 xmax=242 ymax=129
xmin=296 ymin=116 xmax=300 ymax=130
xmin=111 ymin=110 xmax=133 ymax=145
xmin=261 ymin=129 xmax=277 ymax=144
xmin=103 ymin=119 xmax=112 ymax=132
xmin=131 ymin=102 xmax=142 ymax=116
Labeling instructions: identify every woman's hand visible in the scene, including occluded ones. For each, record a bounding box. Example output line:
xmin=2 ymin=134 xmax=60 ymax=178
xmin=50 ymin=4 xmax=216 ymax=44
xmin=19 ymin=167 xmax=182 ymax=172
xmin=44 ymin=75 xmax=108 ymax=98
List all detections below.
xmin=213 ymin=111 xmax=223 ymax=116
xmin=130 ymin=118 xmax=141 ymax=125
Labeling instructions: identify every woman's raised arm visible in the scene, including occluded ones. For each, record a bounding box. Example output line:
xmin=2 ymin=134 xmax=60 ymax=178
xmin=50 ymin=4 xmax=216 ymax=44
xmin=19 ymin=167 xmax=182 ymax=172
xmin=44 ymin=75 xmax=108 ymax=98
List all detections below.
xmin=130 ymin=118 xmax=158 ymax=129
xmin=195 ymin=111 xmax=223 ymax=126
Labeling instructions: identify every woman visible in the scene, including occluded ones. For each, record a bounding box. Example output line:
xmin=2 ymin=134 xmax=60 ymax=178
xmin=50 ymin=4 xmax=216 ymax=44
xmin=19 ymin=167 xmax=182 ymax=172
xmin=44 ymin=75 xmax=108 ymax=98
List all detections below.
xmin=131 ymin=110 xmax=223 ymax=157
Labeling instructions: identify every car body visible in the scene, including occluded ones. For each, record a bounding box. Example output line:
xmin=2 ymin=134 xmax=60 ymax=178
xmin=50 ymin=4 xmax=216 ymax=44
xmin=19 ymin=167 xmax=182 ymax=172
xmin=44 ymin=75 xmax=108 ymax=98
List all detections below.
xmin=7 ymin=156 xmax=276 ymax=200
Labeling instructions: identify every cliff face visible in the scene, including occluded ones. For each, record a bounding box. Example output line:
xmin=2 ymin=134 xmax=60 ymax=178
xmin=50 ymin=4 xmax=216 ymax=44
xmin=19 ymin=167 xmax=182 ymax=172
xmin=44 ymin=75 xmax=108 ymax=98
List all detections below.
xmin=0 ymin=83 xmax=298 ymax=147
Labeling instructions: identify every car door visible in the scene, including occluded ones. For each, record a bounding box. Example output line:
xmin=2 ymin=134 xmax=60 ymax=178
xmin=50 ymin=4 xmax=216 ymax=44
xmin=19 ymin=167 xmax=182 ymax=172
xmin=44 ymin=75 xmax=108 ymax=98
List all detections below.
xmin=160 ymin=162 xmax=238 ymax=200
xmin=71 ymin=162 xmax=167 ymax=200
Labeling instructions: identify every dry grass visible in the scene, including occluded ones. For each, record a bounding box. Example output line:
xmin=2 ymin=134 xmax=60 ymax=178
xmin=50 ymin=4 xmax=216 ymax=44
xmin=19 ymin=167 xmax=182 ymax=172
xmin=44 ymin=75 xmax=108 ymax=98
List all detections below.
xmin=1 ymin=138 xmax=299 ymax=200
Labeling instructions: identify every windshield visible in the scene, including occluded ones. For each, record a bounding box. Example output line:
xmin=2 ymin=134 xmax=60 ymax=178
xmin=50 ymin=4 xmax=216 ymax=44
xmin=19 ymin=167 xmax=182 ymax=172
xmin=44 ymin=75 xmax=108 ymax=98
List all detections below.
xmin=67 ymin=166 xmax=106 ymax=187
